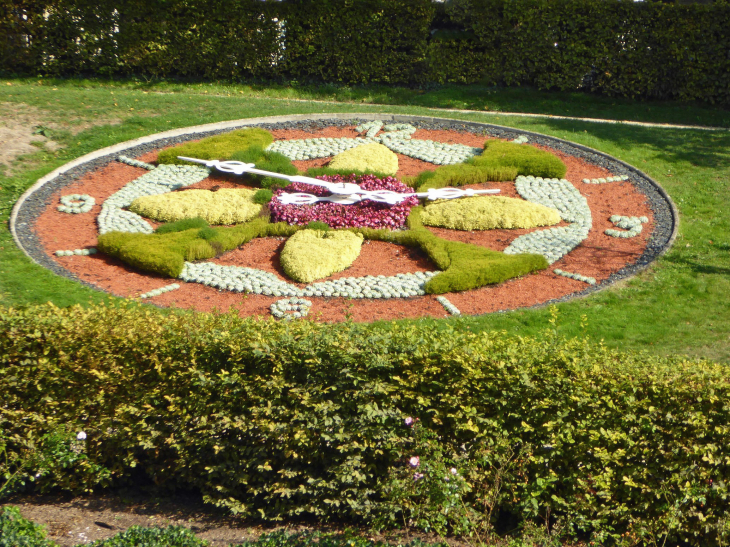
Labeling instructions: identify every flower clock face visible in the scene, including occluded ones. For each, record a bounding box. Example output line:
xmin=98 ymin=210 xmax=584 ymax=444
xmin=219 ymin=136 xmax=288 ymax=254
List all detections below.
xmin=34 ymin=119 xmax=668 ymax=322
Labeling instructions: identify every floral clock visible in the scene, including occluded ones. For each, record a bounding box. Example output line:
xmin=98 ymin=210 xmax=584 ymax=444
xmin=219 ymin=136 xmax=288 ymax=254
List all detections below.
xmin=13 ymin=116 xmax=675 ymax=322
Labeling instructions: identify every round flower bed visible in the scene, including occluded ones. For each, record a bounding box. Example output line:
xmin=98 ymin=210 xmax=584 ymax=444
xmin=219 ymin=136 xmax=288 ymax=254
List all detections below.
xmin=11 ymin=115 xmax=677 ymax=323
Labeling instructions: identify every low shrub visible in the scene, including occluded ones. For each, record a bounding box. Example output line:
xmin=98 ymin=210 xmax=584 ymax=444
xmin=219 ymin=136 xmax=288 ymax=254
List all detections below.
xmin=469 ymin=141 xmax=567 ymax=179
xmin=1 ymin=304 xmax=729 ymax=544
xmin=253 ymin=189 xmax=274 ymax=205
xmin=413 ymin=163 xmax=518 ymax=191
xmin=229 ymin=148 xmax=298 ymax=189
xmin=130 ymin=188 xmax=262 ymax=225
xmin=155 ymin=217 xmax=210 ymax=234
xmin=87 ymin=525 xmax=207 ymax=547
xmin=421 ymin=196 xmax=561 ymax=231
xmin=304 ymin=221 xmax=331 ymax=231
xmin=157 ymin=128 xmax=274 ymax=165
xmin=327 ymin=143 xmax=399 ymax=176
xmin=304 ymin=167 xmax=394 ymax=180
xmin=0 ymin=506 xmax=55 ymax=547
xmin=280 ymin=229 xmax=364 ymax=283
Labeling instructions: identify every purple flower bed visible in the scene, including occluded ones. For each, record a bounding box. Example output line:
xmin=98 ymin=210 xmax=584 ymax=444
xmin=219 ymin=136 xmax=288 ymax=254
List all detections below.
xmin=269 ymin=174 xmax=419 ymax=229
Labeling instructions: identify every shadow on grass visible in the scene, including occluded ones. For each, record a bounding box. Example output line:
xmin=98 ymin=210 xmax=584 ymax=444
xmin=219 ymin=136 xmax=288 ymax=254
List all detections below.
xmin=663 ymin=256 xmax=730 ymax=276
xmin=530 ymin=117 xmax=730 ymax=170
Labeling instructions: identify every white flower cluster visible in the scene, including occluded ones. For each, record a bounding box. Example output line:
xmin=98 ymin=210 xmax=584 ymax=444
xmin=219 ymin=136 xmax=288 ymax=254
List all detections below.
xmin=511 ymin=135 xmax=529 ymax=144
xmin=383 ymin=138 xmax=480 ymax=166
xmin=436 ymin=295 xmax=461 ymax=315
xmin=58 ymin=194 xmax=95 ymax=214
xmin=179 ymin=261 xmax=440 ymax=300
xmin=98 ymin=164 xmax=209 ymax=234
xmin=553 ymin=268 xmax=596 ymax=285
xmin=301 ymin=271 xmax=438 ymax=299
xmin=179 ymin=262 xmax=301 ymax=296
xmin=383 ymin=123 xmax=418 ymax=135
xmin=265 ymin=121 xmax=480 ymax=166
xmin=582 ymin=175 xmax=629 ymax=184
xmin=55 ymin=247 xmax=97 ymax=256
xmin=271 ymin=297 xmax=312 ymax=320
xmin=267 ymin=137 xmax=368 ymax=161
xmin=505 ymin=176 xmax=592 ymax=264
xmin=605 ymin=215 xmax=648 ymax=238
xmin=357 ymin=120 xmax=385 ymax=138
xmin=117 ymin=155 xmax=156 ymax=170
xmin=139 ymin=283 xmax=180 ymax=299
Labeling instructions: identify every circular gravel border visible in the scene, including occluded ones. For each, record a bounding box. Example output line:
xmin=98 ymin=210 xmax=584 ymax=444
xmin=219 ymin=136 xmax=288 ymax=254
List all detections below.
xmin=10 ymin=113 xmax=679 ymax=313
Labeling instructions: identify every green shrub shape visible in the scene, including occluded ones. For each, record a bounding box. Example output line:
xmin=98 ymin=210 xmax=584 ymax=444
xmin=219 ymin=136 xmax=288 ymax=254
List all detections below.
xmin=304 ymin=221 xmax=331 ymax=232
xmin=305 ymin=166 xmax=393 ymax=180
xmin=98 ymin=218 xmax=299 ymax=278
xmin=87 ymin=525 xmax=207 ymax=546
xmin=230 ymin=147 xmax=298 ymax=189
xmin=156 ymin=128 xmax=274 ymax=165
xmin=351 ymin=208 xmax=548 ymax=293
xmin=196 ymin=227 xmax=218 ymax=241
xmin=155 ymin=217 xmax=209 ymax=234
xmin=253 ymin=189 xmax=274 ymax=205
xmin=328 ymin=143 xmax=398 ymax=176
xmin=414 ymin=163 xmax=518 ymax=191
xmin=280 ymin=230 xmax=364 ymax=283
xmin=130 ymin=188 xmax=262 ymax=225
xmin=2 ymin=303 xmax=728 ymax=544
xmin=421 ymin=196 xmax=561 ymax=231
xmin=0 ymin=506 xmax=55 ymax=547
xmin=468 ymin=140 xmax=567 ymax=179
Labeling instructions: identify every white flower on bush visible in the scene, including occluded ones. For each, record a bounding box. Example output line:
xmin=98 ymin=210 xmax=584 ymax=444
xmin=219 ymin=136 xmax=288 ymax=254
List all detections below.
xmin=77 ymin=431 xmax=87 ymax=440
xmin=409 ymin=456 xmax=420 ymax=468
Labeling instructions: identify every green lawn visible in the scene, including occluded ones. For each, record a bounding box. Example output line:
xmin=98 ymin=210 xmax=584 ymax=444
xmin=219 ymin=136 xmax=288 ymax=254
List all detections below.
xmin=1 ymin=78 xmax=728 ymax=362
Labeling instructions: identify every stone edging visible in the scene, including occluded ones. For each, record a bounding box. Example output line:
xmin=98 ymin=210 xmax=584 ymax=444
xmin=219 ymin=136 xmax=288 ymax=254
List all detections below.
xmin=10 ymin=113 xmax=679 ymax=309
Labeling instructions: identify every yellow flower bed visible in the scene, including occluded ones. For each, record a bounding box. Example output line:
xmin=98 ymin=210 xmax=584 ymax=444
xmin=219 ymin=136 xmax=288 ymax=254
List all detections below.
xmin=130 ymin=189 xmax=262 ymax=225
xmin=280 ymin=230 xmax=364 ymax=283
xmin=328 ymin=143 xmax=398 ymax=176
xmin=421 ymin=196 xmax=561 ymax=231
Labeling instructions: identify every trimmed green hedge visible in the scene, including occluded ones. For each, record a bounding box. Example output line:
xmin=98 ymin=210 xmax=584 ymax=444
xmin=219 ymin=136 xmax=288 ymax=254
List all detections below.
xmin=157 ymin=128 xmax=274 ymax=165
xmin=2 ymin=303 xmax=729 ymax=544
xmin=2 ymin=0 xmax=729 ymax=103
xmin=281 ymin=0 xmax=435 ymax=85
xmin=469 ymin=140 xmax=567 ymax=179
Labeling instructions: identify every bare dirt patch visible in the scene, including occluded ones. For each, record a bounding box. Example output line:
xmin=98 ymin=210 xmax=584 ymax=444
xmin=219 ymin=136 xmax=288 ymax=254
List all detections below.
xmin=0 ymin=102 xmax=120 ymax=174
xmin=3 ymin=491 xmax=470 ymax=547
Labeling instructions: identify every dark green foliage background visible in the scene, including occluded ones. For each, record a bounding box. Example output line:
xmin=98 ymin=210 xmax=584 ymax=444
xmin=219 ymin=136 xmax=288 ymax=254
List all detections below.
xmin=1 ymin=0 xmax=728 ymax=104
xmin=1 ymin=304 xmax=729 ymax=543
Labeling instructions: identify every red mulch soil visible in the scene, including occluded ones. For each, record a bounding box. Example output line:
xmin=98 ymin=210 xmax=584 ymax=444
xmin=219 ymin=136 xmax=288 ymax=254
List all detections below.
xmin=32 ymin=125 xmax=653 ymax=322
